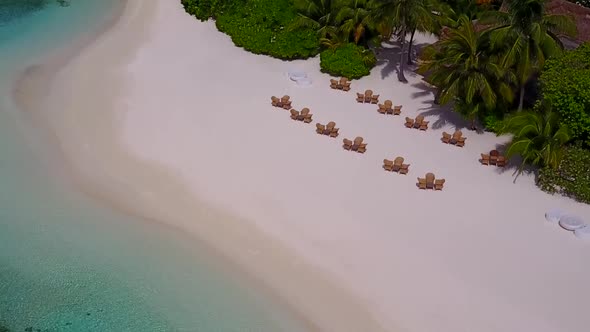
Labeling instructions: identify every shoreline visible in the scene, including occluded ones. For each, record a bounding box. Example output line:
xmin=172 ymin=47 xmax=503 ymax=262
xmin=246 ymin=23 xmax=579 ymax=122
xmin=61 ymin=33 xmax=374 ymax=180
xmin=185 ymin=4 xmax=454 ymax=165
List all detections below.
xmin=12 ymin=1 xmax=387 ymax=331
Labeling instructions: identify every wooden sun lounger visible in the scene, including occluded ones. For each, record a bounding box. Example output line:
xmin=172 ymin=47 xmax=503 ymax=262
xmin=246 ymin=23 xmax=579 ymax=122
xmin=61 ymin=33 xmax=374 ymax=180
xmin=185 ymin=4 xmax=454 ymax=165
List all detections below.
xmin=329 ymin=127 xmax=339 ymax=137
xmin=357 ymin=143 xmax=367 ymax=153
xmin=450 ymin=130 xmax=462 ymax=144
xmin=330 ymin=79 xmax=339 ymax=89
xmin=393 ymin=105 xmax=402 ymax=115
xmin=417 ymin=177 xmax=427 ymax=189
xmin=340 ymin=77 xmax=351 ymax=91
xmin=356 ymin=93 xmax=364 ymax=103
xmin=343 ymin=138 xmax=353 ymax=150
xmin=480 ymin=154 xmax=490 ymax=165
xmin=419 ymin=121 xmax=429 ymax=131
xmin=370 ymin=94 xmax=379 ymax=104
xmin=434 ymin=179 xmax=445 ymax=190
xmin=378 ymin=104 xmax=388 ymax=114
xmin=271 ymin=96 xmax=281 ymax=107
xmin=426 ymin=173 xmax=435 ymax=189
xmin=399 ymin=164 xmax=410 ymax=175
xmin=490 ymin=150 xmax=499 ymax=165
xmin=413 ymin=115 xmax=424 ymax=129
xmin=392 ymin=157 xmax=404 ymax=172
xmin=383 ymin=159 xmax=394 ymax=171
xmin=281 ymin=95 xmax=292 ymax=109
xmin=352 ymin=137 xmax=363 ymax=151
xmin=496 ymin=156 xmax=507 ymax=167
xmin=442 ymin=132 xmax=452 ymax=144
xmin=456 ymin=136 xmax=466 ymax=147
xmin=316 ymin=123 xmax=325 ymax=134
xmin=299 ymin=108 xmax=311 ymax=122
xmin=290 ymin=109 xmax=299 ymax=120
xmin=404 ymin=117 xmax=414 ymax=128
xmin=364 ymin=90 xmax=373 ymax=103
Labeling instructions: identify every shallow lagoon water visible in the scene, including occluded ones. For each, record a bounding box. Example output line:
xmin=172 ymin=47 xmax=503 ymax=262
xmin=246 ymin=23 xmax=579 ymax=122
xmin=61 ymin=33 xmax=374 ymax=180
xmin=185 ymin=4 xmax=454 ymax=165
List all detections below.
xmin=0 ymin=1 xmax=306 ymax=331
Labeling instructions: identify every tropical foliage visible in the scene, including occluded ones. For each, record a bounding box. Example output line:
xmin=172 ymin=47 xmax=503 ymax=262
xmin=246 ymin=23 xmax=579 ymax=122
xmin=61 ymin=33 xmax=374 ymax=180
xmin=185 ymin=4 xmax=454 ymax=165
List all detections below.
xmin=538 ymin=146 xmax=590 ymax=203
xmin=567 ymin=0 xmax=590 ymax=8
xmin=320 ymin=43 xmax=377 ymax=78
xmin=498 ymin=110 xmax=571 ymax=172
xmin=482 ymin=0 xmax=577 ymax=111
xmin=539 ymin=43 xmax=590 ymax=147
xmin=419 ymin=16 xmax=514 ymax=128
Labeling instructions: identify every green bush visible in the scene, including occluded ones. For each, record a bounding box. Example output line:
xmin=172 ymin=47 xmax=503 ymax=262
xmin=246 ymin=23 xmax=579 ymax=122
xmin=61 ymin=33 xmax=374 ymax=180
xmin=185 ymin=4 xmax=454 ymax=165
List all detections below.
xmin=483 ymin=114 xmax=504 ymax=133
xmin=319 ymin=43 xmax=377 ymax=79
xmin=180 ymin=0 xmax=233 ymax=21
xmin=540 ymin=43 xmax=590 ymax=147
xmin=537 ymin=146 xmax=590 ymax=204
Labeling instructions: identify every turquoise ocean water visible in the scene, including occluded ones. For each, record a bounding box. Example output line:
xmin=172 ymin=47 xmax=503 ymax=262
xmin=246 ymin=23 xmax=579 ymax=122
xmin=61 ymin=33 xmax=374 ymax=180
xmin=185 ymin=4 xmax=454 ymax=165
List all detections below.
xmin=0 ymin=1 xmax=306 ymax=331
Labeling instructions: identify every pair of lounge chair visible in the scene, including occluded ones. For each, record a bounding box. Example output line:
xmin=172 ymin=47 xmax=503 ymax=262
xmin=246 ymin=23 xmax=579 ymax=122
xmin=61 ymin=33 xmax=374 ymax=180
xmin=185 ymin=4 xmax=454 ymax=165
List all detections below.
xmin=271 ymin=95 xmax=292 ymax=110
xmin=481 ymin=150 xmax=507 ymax=167
xmin=383 ymin=157 xmax=410 ymax=174
xmin=330 ymin=77 xmax=351 ymax=91
xmin=343 ymin=136 xmax=367 ymax=153
xmin=441 ymin=130 xmax=466 ymax=147
xmin=404 ymin=115 xmax=429 ymax=131
xmin=316 ymin=121 xmax=339 ymax=137
xmin=417 ymin=173 xmax=445 ymax=190
xmin=290 ymin=108 xmax=313 ymax=123
xmin=378 ymin=101 xmax=402 ymax=115
xmin=356 ymin=90 xmax=379 ymax=104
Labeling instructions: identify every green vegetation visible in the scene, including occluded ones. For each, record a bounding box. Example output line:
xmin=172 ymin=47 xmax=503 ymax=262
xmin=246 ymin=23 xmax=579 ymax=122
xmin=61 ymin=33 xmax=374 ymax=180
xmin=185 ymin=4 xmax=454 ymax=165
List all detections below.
xmin=539 ymin=43 xmax=590 ymax=147
xmin=320 ymin=43 xmax=376 ymax=78
xmin=538 ymin=146 xmax=590 ymax=203
xmin=568 ymin=0 xmax=590 ymax=8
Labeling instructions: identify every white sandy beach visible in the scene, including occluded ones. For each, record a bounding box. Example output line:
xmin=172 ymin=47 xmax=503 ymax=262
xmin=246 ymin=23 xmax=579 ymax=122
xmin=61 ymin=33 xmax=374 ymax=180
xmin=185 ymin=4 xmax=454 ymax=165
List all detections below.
xmin=20 ymin=0 xmax=590 ymax=331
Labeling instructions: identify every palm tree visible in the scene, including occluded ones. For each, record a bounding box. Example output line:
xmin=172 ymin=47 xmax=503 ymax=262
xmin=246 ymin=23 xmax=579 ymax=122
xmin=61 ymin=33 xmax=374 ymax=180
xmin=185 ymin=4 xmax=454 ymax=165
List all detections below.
xmin=335 ymin=0 xmax=374 ymax=45
xmin=371 ymin=0 xmax=437 ymax=82
xmin=419 ymin=16 xmax=514 ymax=128
xmin=499 ymin=110 xmax=570 ymax=173
xmin=484 ymin=0 xmax=576 ymax=111
xmin=292 ymin=0 xmax=340 ymax=40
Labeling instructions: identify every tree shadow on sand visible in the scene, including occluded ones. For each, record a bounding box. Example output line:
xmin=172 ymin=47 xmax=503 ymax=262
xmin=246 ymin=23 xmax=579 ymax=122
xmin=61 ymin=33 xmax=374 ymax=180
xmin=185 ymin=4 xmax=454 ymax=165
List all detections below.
xmin=374 ymin=40 xmax=430 ymax=80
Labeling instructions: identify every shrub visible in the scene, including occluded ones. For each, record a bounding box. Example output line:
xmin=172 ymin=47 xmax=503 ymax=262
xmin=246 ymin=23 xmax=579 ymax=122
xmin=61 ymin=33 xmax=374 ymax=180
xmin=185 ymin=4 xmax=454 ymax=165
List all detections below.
xmin=540 ymin=43 xmax=590 ymax=147
xmin=190 ymin=0 xmax=320 ymax=59
xmin=483 ymin=114 xmax=504 ymax=133
xmin=319 ymin=43 xmax=376 ymax=79
xmin=537 ymin=146 xmax=590 ymax=204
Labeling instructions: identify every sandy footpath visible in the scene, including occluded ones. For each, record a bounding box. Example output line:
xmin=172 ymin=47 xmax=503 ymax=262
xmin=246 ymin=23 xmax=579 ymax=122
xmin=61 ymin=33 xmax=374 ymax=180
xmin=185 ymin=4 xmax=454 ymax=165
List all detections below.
xmin=20 ymin=0 xmax=590 ymax=331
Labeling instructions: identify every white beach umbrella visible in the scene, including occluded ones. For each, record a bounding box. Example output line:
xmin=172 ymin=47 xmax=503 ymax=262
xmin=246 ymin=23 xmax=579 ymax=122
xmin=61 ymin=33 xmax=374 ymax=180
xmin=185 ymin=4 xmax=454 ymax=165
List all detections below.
xmin=559 ymin=215 xmax=587 ymax=231
xmin=574 ymin=226 xmax=590 ymax=240
xmin=545 ymin=208 xmax=565 ymax=223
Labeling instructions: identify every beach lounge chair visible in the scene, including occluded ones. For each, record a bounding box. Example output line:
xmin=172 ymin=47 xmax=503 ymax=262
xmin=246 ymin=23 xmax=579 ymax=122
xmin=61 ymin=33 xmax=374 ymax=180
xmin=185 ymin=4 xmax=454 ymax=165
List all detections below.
xmin=490 ymin=150 xmax=499 ymax=165
xmin=357 ymin=143 xmax=367 ymax=153
xmin=456 ymin=136 xmax=466 ymax=147
xmin=316 ymin=123 xmax=325 ymax=134
xmin=303 ymin=113 xmax=313 ymax=123
xmin=340 ymin=77 xmax=351 ymax=91
xmin=281 ymin=95 xmax=292 ymax=109
xmin=496 ymin=156 xmax=506 ymax=167
xmin=419 ymin=121 xmax=429 ymax=131
xmin=271 ymin=96 xmax=281 ymax=107
xmin=414 ymin=115 xmax=424 ymax=129
xmin=417 ymin=177 xmax=427 ymax=189
xmin=392 ymin=157 xmax=404 ymax=172
xmin=434 ymin=179 xmax=445 ymax=191
xmin=426 ymin=173 xmax=435 ymax=189
xmin=441 ymin=132 xmax=452 ymax=144
xmin=399 ymin=164 xmax=410 ymax=175
xmin=450 ymin=130 xmax=462 ymax=145
xmin=330 ymin=79 xmax=339 ymax=89
xmin=356 ymin=93 xmax=364 ymax=103
xmin=480 ymin=154 xmax=490 ymax=165
xmin=290 ymin=109 xmax=299 ymax=120
xmin=351 ymin=137 xmax=363 ymax=151
xmin=378 ymin=104 xmax=388 ymax=114
xmin=299 ymin=108 xmax=310 ymax=120
xmin=329 ymin=127 xmax=339 ymax=137
xmin=392 ymin=105 xmax=402 ymax=115
xmin=370 ymin=94 xmax=380 ymax=104
xmin=364 ymin=90 xmax=373 ymax=103
xmin=404 ymin=117 xmax=414 ymax=128
xmin=383 ymin=159 xmax=394 ymax=171
xmin=343 ymin=138 xmax=353 ymax=150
